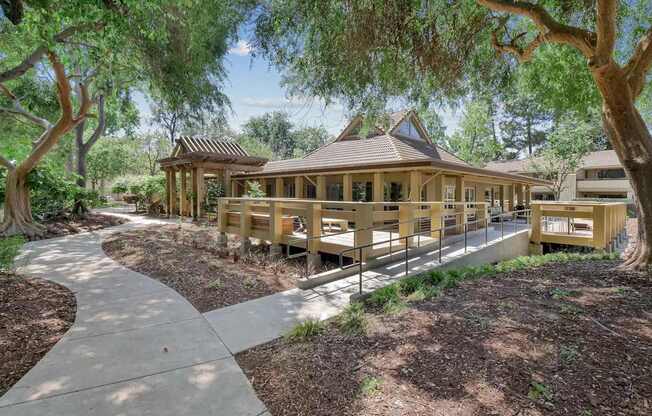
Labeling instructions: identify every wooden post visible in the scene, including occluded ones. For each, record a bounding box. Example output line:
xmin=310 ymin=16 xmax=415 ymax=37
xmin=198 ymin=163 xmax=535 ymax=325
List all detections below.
xmin=409 ymin=171 xmax=422 ymax=202
xmin=499 ymin=185 xmax=505 ymax=212
xmin=275 ymin=177 xmax=284 ymax=197
xmin=354 ymin=203 xmax=374 ymax=261
xmin=316 ymin=175 xmax=326 ymax=200
xmin=455 ymin=176 xmax=466 ymax=233
xmin=305 ymin=202 xmax=322 ymax=269
xmin=179 ymin=167 xmax=188 ymax=216
xmin=196 ymin=167 xmax=205 ymax=218
xmin=269 ymin=200 xmax=283 ymax=255
xmin=216 ymin=198 xmax=228 ymax=247
xmin=224 ymin=169 xmax=231 ymax=197
xmin=508 ymin=185 xmax=516 ymax=211
xmin=295 ymin=176 xmax=304 ymax=199
xmin=530 ymin=203 xmax=541 ymax=244
xmin=525 ymin=185 xmax=531 ymax=207
xmin=169 ymin=168 xmax=177 ymax=216
xmin=516 ymin=184 xmax=524 ymax=206
xmin=373 ymin=172 xmax=384 ymax=202
xmin=240 ymin=200 xmax=252 ymax=255
xmin=165 ymin=169 xmax=171 ymax=217
xmin=343 ymin=174 xmax=352 ymax=201
xmin=399 ymin=203 xmax=416 ymax=246
xmin=592 ymin=204 xmax=606 ymax=250
xmin=430 ymin=202 xmax=442 ymax=239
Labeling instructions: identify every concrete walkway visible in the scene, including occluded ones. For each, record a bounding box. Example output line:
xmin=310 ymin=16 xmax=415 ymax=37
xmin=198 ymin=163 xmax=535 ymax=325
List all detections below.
xmin=204 ymin=223 xmax=531 ymax=353
xmin=1 ymin=214 xmax=267 ymax=416
xmin=2 ymin=209 xmax=530 ymax=415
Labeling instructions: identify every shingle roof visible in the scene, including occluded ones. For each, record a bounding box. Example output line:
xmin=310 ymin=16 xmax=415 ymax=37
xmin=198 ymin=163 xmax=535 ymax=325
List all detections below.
xmin=485 ymin=150 xmax=622 ymax=174
xmin=177 ymin=136 xmax=249 ymax=157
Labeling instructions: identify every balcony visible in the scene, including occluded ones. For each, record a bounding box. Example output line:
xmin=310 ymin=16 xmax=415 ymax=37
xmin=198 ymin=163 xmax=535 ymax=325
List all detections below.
xmin=576 ymin=178 xmax=630 ymax=192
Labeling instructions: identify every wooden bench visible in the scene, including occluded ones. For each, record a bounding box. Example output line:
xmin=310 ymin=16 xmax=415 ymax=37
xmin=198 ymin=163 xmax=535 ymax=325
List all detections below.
xmin=322 ymin=217 xmax=349 ymax=232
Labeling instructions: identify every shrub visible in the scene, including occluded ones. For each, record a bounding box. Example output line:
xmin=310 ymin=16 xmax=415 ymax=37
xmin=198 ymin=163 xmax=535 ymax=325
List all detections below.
xmin=0 ymin=235 xmax=26 ymax=272
xmin=338 ymin=302 xmax=367 ymax=335
xmin=245 ymin=180 xmax=266 ymax=198
xmin=367 ymin=285 xmax=401 ymax=308
xmin=111 ymin=181 xmax=129 ymax=195
xmin=284 ymin=320 xmax=324 ymax=341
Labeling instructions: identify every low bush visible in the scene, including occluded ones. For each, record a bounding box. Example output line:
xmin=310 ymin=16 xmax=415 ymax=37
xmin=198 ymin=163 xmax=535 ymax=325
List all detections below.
xmin=338 ymin=302 xmax=367 ymax=335
xmin=284 ymin=320 xmax=324 ymax=342
xmin=0 ymin=235 xmax=26 ymax=272
xmin=361 ymin=251 xmax=620 ymax=313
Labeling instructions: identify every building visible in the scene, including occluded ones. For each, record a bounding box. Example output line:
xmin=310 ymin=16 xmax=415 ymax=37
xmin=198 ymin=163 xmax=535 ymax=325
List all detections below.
xmin=229 ymin=110 xmax=548 ymax=213
xmin=485 ymin=150 xmax=632 ymax=201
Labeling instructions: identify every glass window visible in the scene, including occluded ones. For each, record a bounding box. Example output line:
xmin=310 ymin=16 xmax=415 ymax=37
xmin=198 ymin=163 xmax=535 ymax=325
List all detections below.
xmin=444 ymin=185 xmax=455 ymax=209
xmin=465 ymin=187 xmax=476 ymax=209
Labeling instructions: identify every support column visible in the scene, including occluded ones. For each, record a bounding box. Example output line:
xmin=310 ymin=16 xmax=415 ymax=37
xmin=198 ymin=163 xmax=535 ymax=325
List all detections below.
xmin=190 ymin=167 xmax=198 ymax=219
xmin=399 ymin=203 xmax=416 ymax=246
xmin=179 ymin=167 xmax=188 ymax=217
xmin=499 ymin=185 xmax=505 ymax=212
xmin=401 ymin=173 xmax=410 ymax=201
xmin=454 ymin=176 xmax=466 ymax=233
xmin=316 ymin=175 xmax=326 ymax=200
xmin=529 ymin=203 xmax=543 ymax=255
xmin=269 ymin=200 xmax=283 ymax=255
xmin=409 ymin=171 xmax=422 ymax=202
xmin=240 ymin=200 xmax=252 ymax=256
xmin=354 ymin=203 xmax=374 ymax=261
xmin=508 ymin=185 xmax=516 ymax=211
xmin=196 ymin=167 xmax=205 ymax=218
xmin=525 ymin=185 xmax=531 ymax=207
xmin=217 ymin=198 xmax=228 ymax=247
xmin=275 ymin=177 xmax=284 ymax=197
xmin=169 ymin=168 xmax=177 ymax=216
xmin=305 ymin=202 xmax=322 ymax=270
xmin=373 ymin=172 xmax=384 ymax=202
xmin=343 ymin=174 xmax=352 ymax=201
xmin=224 ymin=169 xmax=231 ymax=197
xmin=294 ymin=176 xmax=304 ymax=199
xmin=516 ymin=183 xmax=524 ymax=207
xmin=165 ymin=169 xmax=171 ymax=217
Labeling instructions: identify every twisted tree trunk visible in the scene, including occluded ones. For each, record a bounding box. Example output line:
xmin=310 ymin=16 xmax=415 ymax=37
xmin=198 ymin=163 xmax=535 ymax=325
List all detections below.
xmin=593 ymin=62 xmax=652 ymax=270
xmin=1 ymin=169 xmax=44 ymax=237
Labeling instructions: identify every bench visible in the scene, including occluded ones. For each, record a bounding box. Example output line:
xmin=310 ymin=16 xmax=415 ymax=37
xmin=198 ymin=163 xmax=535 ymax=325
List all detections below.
xmin=322 ymin=217 xmax=349 ymax=232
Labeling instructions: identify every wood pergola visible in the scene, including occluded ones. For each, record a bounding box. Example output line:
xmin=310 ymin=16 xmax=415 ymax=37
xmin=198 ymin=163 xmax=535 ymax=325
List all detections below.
xmin=158 ymin=136 xmax=266 ymax=218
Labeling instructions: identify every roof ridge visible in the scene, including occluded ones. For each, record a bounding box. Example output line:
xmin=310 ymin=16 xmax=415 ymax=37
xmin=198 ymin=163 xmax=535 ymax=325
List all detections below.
xmin=386 ymin=134 xmax=405 ymax=160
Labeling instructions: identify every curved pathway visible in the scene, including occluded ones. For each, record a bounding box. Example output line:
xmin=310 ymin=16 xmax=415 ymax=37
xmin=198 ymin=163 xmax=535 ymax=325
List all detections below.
xmin=1 ymin=213 xmax=266 ymax=416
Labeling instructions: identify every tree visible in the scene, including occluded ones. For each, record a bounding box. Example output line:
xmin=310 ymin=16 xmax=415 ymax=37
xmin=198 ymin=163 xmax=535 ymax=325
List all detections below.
xmin=448 ymin=100 xmax=504 ymax=166
xmin=292 ymin=126 xmax=330 ymax=158
xmin=500 ymin=90 xmax=551 ymax=157
xmin=241 ymin=112 xmax=296 ymax=159
xmin=252 ymin=0 xmax=652 ymax=270
xmin=529 ymin=113 xmax=596 ymax=200
xmin=418 ymin=107 xmax=449 ymax=147
xmin=139 ymin=133 xmax=172 ymax=176
xmin=86 ymin=137 xmax=138 ymax=190
xmin=0 ymin=1 xmax=244 ymax=237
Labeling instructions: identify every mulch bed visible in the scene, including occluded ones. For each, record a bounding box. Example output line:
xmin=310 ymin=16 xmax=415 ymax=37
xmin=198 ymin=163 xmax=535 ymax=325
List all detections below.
xmin=0 ymin=274 xmax=76 ymax=397
xmin=102 ymin=224 xmax=325 ymax=312
xmin=34 ymin=213 xmax=128 ymax=241
xmin=236 ymin=260 xmax=652 ymax=416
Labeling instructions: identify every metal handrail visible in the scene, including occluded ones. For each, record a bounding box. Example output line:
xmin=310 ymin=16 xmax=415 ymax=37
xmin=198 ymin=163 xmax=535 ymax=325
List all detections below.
xmin=336 ymin=208 xmax=531 ymax=295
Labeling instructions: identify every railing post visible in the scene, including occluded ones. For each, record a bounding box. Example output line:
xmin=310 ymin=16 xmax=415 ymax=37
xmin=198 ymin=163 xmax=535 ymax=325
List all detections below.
xmin=500 ymin=214 xmax=504 ymax=239
xmin=530 ymin=204 xmax=541 ymax=245
xmin=438 ymin=229 xmax=442 ymax=263
xmin=485 ymin=218 xmax=488 ymax=246
xmin=359 ymin=247 xmax=363 ymax=294
xmin=355 ymin=203 xmax=374 ymax=262
xmin=239 ymin=199 xmax=252 ymax=256
xmin=217 ymin=198 xmax=228 ymax=248
xmin=269 ymin=200 xmax=283 ymax=256
xmin=592 ymin=204 xmax=607 ymax=250
xmin=305 ymin=202 xmax=322 ymax=269
xmin=399 ymin=203 xmax=416 ymax=247
xmin=405 ymin=236 xmax=409 ymax=277
xmin=464 ymin=223 xmax=468 ymax=252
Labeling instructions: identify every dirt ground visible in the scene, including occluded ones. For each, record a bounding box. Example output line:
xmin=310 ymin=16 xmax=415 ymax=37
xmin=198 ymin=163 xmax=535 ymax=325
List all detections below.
xmin=0 ymin=274 xmax=76 ymax=397
xmin=102 ymin=223 xmax=325 ymax=312
xmin=236 ymin=259 xmax=652 ymax=416
xmin=35 ymin=213 xmax=128 ymax=241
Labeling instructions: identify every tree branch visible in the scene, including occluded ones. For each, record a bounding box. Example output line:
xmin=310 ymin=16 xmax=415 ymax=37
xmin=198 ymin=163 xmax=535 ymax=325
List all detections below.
xmin=477 ymin=0 xmax=597 ymax=58
xmin=0 ymin=22 xmax=105 ymax=83
xmin=0 ymin=154 xmax=16 ymax=170
xmin=595 ymin=0 xmax=618 ymax=64
xmin=17 ymin=51 xmax=79 ymax=176
xmin=624 ymin=27 xmax=652 ymax=99
xmin=83 ymin=94 xmax=106 ymax=151
xmin=0 ymin=83 xmax=53 ymax=129
xmin=491 ymin=31 xmax=546 ymax=63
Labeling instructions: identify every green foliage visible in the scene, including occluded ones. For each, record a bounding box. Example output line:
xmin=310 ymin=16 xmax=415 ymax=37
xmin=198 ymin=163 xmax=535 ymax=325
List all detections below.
xmin=244 ymin=181 xmax=266 ymax=198
xmin=205 ymin=180 xmax=225 ymax=212
xmin=367 ymin=284 xmax=401 ymax=308
xmin=0 ymin=235 xmax=26 ymax=272
xmin=338 ymin=302 xmax=367 ymax=335
xmin=120 ymin=175 xmax=166 ymax=211
xmin=528 ymin=381 xmax=553 ymax=402
xmin=559 ymin=345 xmax=579 ymax=364
xmin=359 ymin=376 xmax=382 ymax=396
xmin=447 ymin=100 xmax=503 ymax=166
xmin=239 ymin=111 xmax=330 ymax=160
xmin=284 ymin=320 xmax=325 ymax=342
xmin=111 ymin=181 xmax=129 ymax=195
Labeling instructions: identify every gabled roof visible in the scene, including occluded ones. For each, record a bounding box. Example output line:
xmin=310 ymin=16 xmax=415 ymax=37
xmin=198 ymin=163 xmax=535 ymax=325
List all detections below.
xmin=159 ymin=136 xmax=267 ymax=168
xmin=485 ymin=150 xmax=623 ymax=174
xmin=335 ymin=109 xmax=431 ymax=143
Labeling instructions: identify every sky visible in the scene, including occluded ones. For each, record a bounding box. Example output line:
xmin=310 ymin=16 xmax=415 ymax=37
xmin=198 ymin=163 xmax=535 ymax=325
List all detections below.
xmin=136 ymin=40 xmax=461 ymax=138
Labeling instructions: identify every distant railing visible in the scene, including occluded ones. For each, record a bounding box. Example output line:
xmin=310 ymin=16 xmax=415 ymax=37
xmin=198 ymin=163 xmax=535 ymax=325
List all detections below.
xmin=530 ymin=201 xmax=627 ymax=251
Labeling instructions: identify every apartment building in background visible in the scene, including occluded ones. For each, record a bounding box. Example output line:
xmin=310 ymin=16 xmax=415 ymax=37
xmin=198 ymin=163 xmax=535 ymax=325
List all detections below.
xmin=485 ymin=150 xmax=633 ymax=201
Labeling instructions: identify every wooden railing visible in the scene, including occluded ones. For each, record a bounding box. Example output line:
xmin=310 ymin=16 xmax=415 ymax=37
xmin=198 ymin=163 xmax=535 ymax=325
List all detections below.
xmin=530 ymin=201 xmax=627 ymax=251
xmin=216 ymin=197 xmax=489 ymax=259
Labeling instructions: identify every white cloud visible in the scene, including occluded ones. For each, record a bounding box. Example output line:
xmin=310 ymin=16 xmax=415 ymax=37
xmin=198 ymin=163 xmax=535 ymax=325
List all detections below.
xmin=229 ymin=40 xmax=252 ymax=56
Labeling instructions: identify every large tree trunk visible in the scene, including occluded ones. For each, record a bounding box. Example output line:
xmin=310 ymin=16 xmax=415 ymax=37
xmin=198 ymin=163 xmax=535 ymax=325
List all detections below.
xmin=1 ymin=169 xmax=45 ymax=238
xmin=593 ymin=62 xmax=652 ymax=270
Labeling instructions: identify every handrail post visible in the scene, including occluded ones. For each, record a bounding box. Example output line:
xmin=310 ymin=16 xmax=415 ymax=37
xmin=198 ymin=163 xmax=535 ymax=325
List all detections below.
xmin=404 ymin=236 xmax=409 ymax=277
xmin=485 ymin=218 xmax=488 ymax=246
xmin=464 ymin=223 xmax=468 ymax=252
xmin=501 ymin=214 xmax=504 ymax=239
xmin=438 ymin=229 xmax=442 ymax=263
xmin=359 ymin=247 xmax=363 ymax=295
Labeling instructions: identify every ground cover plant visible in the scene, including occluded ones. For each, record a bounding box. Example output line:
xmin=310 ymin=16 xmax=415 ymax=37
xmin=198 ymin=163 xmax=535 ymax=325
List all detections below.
xmin=236 ymin=251 xmax=651 ymax=416
xmin=102 ymin=223 xmax=331 ymax=312
xmin=0 ymin=236 xmax=76 ymax=397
